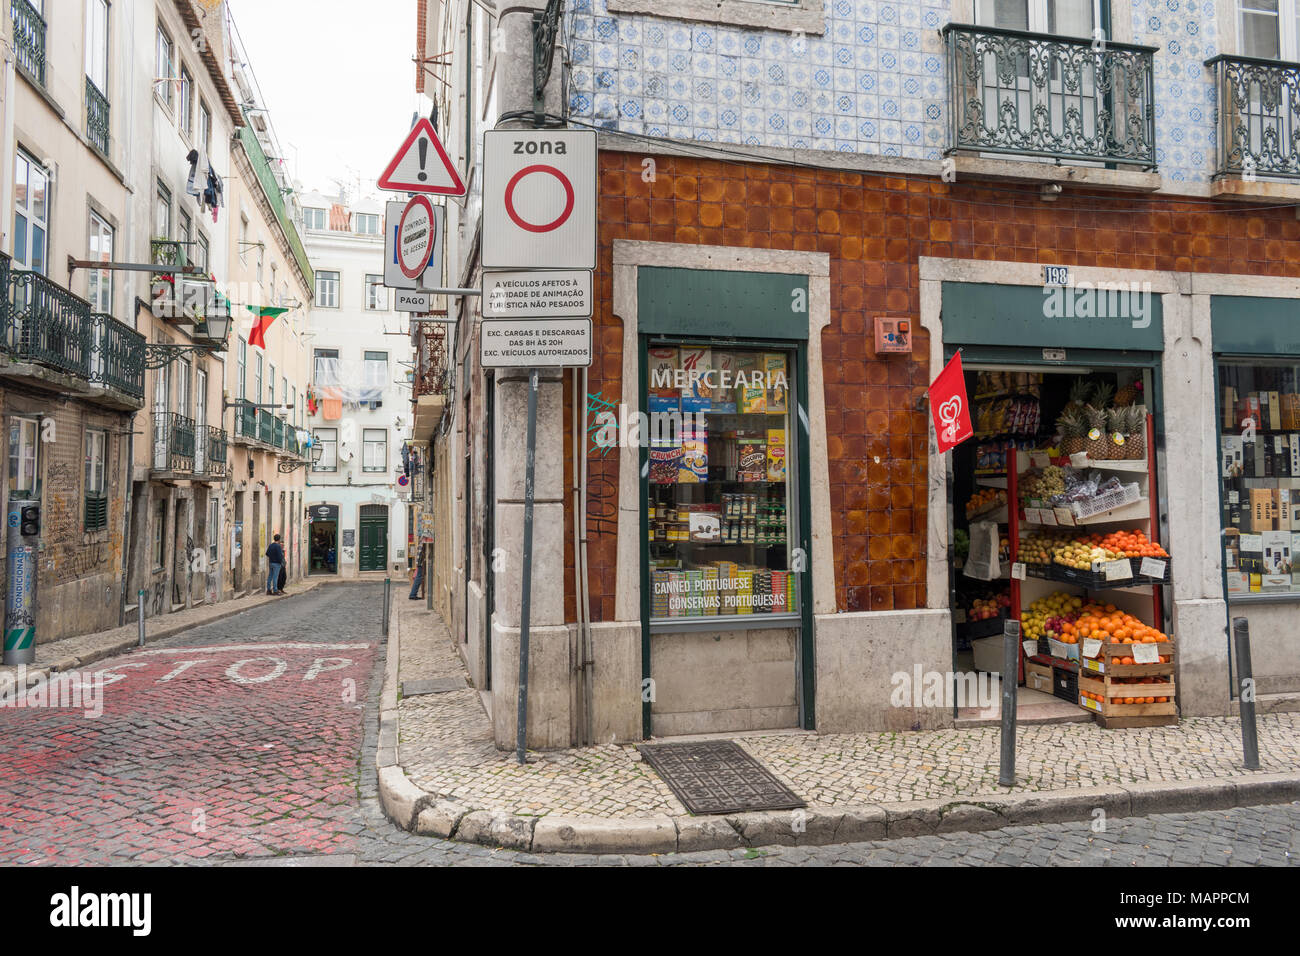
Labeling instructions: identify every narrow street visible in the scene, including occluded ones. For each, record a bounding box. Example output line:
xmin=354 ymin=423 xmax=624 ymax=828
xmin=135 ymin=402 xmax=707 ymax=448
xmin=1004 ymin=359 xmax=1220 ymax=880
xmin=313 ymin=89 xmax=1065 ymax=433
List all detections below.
xmin=0 ymin=582 xmax=1294 ymax=867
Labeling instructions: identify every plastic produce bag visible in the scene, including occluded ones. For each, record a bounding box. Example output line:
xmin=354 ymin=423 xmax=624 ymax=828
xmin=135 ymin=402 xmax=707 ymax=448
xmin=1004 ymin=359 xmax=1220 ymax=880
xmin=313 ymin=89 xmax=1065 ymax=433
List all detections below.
xmin=963 ymin=520 xmax=1001 ymax=581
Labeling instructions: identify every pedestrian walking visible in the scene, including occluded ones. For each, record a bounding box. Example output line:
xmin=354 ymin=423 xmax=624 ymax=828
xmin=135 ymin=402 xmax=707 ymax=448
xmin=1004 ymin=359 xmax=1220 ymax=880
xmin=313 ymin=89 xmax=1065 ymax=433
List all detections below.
xmin=266 ymin=534 xmax=285 ymax=595
xmin=408 ymin=547 xmax=426 ymax=600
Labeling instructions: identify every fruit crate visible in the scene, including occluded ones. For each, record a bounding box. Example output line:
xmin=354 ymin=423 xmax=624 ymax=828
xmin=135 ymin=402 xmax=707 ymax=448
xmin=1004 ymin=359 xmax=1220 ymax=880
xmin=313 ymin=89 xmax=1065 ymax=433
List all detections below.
xmin=1052 ymin=562 xmax=1133 ymax=590
xmin=1051 ymin=662 xmax=1079 ymax=703
xmin=1078 ymin=672 xmax=1177 ymax=728
xmin=1070 ymin=482 xmax=1141 ymax=520
xmin=1047 ymin=636 xmax=1080 ymax=662
xmin=1079 ymin=640 xmax=1175 ymax=677
xmin=1129 ymin=555 xmax=1171 ymax=583
xmin=1024 ymin=562 xmax=1053 ymax=581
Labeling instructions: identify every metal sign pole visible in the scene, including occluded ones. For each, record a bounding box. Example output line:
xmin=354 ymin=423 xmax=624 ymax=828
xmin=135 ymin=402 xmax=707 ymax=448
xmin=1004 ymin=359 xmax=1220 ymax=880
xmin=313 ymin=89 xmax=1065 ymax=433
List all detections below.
xmin=998 ymin=618 xmax=1021 ymax=786
xmin=1232 ymin=617 xmax=1260 ymax=770
xmin=516 ymin=367 xmax=540 ymax=764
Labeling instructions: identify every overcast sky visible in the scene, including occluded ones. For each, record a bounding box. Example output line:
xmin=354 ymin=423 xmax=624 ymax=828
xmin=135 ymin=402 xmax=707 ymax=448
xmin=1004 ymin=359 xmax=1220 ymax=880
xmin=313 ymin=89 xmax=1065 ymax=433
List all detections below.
xmin=227 ymin=0 xmax=427 ymax=200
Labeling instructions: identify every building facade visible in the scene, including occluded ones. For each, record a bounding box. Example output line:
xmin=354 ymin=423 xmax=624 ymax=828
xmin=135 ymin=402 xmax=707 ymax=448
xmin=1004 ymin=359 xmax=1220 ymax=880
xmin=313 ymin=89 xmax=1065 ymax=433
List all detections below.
xmin=301 ymin=192 xmax=416 ymax=580
xmin=0 ymin=0 xmax=313 ymax=650
xmin=427 ymin=0 xmax=1300 ymax=746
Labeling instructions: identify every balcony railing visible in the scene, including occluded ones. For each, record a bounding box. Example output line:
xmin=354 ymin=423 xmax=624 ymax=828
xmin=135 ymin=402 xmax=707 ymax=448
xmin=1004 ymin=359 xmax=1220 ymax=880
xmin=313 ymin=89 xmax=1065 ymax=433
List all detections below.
xmin=88 ymin=313 xmax=145 ymax=400
xmin=86 ymin=77 xmax=110 ymax=155
xmin=272 ymin=417 xmax=286 ymax=449
xmin=1206 ymin=54 xmax=1300 ymax=180
xmin=257 ymin=407 xmax=274 ymax=446
xmin=153 ymin=412 xmax=195 ymax=473
xmin=12 ymin=0 xmax=45 ymax=86
xmin=235 ymin=402 xmax=256 ymax=440
xmin=414 ymin=325 xmax=450 ymax=398
xmin=6 ymin=268 xmax=93 ymax=378
xmin=206 ymin=426 xmax=228 ymax=477
xmin=943 ymin=23 xmax=1157 ymax=168
xmin=151 ymin=239 xmax=188 ymax=269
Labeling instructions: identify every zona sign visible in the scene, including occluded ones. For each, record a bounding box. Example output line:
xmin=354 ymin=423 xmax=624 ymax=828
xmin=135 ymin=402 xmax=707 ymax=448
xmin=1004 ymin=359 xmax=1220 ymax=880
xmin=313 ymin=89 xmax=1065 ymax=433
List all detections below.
xmin=505 ymin=165 xmax=575 ymax=233
xmin=397 ymin=196 xmax=436 ymax=280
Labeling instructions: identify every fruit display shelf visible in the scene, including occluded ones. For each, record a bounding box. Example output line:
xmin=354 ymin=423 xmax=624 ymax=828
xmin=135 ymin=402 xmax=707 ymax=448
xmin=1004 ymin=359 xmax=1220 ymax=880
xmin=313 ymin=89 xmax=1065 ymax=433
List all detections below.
xmin=1079 ymin=640 xmax=1176 ymax=678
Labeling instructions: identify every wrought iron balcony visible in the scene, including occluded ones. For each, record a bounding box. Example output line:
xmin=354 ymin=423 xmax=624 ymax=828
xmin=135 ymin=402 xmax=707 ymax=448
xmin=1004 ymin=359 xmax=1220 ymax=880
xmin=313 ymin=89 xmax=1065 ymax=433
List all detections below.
xmin=153 ymin=412 xmax=195 ymax=474
xmin=235 ymin=402 xmax=256 ymax=440
xmin=151 ymin=239 xmax=188 ymax=269
xmin=942 ymin=23 xmax=1157 ymax=168
xmin=86 ymin=76 xmax=110 ymax=155
xmin=272 ymin=417 xmax=286 ymax=449
xmin=1206 ymin=54 xmax=1300 ymax=180
xmin=5 ymin=267 xmax=93 ymax=378
xmin=88 ymin=313 xmax=145 ymax=400
xmin=12 ymin=0 xmax=45 ymax=86
xmin=257 ymin=407 xmax=274 ymax=446
xmin=205 ymin=426 xmax=228 ymax=477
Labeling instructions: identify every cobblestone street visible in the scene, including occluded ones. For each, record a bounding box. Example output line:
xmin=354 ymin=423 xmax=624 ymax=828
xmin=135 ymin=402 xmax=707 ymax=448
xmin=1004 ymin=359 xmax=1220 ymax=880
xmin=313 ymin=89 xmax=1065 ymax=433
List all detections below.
xmin=1 ymin=583 xmax=1296 ymax=867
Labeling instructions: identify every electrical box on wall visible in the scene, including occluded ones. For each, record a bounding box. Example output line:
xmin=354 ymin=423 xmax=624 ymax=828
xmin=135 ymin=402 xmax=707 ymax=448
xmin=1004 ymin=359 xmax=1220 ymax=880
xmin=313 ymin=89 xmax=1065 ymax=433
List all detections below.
xmin=874 ymin=316 xmax=912 ymax=354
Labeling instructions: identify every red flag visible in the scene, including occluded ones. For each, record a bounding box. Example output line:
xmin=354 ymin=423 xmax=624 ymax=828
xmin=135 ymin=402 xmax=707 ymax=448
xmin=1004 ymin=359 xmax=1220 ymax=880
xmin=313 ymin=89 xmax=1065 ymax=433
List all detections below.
xmin=928 ymin=352 xmax=974 ymax=452
xmin=247 ymin=305 xmax=289 ymax=349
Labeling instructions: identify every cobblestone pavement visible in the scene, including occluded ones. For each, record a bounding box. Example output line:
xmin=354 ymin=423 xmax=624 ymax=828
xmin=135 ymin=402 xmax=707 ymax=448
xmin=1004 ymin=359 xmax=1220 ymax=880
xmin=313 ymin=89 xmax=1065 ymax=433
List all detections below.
xmin=395 ymin=603 xmax=1300 ymax=818
xmin=3 ymin=584 xmax=1296 ymax=867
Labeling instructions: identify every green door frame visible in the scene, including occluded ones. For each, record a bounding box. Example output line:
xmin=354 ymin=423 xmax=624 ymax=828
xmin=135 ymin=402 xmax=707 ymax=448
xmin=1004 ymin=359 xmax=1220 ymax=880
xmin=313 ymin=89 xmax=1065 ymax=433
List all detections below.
xmin=359 ymin=510 xmax=388 ymax=572
xmin=638 ymin=334 xmax=816 ymax=738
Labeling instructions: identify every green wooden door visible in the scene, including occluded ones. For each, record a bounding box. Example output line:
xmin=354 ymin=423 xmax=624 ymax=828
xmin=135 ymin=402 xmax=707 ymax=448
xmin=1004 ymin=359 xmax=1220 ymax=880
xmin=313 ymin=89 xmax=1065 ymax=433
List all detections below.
xmin=359 ymin=506 xmax=387 ymax=572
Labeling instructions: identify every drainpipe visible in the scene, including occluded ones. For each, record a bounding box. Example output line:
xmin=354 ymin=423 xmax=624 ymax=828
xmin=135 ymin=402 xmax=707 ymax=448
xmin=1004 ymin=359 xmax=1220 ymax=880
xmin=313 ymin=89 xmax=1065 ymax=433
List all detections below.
xmin=573 ymin=364 xmax=594 ymax=746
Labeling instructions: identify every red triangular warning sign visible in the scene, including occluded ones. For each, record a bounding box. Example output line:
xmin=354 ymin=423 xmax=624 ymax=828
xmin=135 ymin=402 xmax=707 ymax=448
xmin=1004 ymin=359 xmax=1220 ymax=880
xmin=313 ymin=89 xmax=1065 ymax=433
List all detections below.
xmin=377 ymin=118 xmax=466 ymax=196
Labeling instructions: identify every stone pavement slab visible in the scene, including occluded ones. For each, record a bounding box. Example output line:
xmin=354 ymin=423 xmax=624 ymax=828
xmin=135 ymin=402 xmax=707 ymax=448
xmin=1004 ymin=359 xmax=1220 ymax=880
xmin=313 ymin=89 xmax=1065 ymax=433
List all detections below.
xmin=385 ymin=600 xmax=1300 ymax=853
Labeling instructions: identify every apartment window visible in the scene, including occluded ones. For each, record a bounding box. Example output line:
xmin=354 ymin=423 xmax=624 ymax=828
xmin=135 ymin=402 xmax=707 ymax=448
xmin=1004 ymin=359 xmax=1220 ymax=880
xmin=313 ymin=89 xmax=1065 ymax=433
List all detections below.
xmin=84 ymin=429 xmax=107 ymax=531
xmin=179 ymin=66 xmax=194 ymax=137
xmin=354 ymin=213 xmax=380 ymax=235
xmin=314 ymin=348 xmax=340 ymax=386
xmin=156 ymin=25 xmax=175 ymax=109
xmin=155 ymin=180 xmax=171 ymax=239
xmin=199 ymin=100 xmax=212 ymax=156
xmin=13 ymin=150 xmax=48 ymax=273
xmin=86 ymin=0 xmax=109 ymax=94
xmin=316 ymin=270 xmax=339 ymax=308
xmin=270 ymin=262 xmax=279 ymax=300
xmin=254 ymin=353 xmax=263 ymax=407
xmin=154 ymin=500 xmax=167 ymax=568
xmin=237 ymin=337 xmax=247 ymax=399
xmin=313 ymin=428 xmax=338 ymax=471
xmin=1239 ymin=0 xmax=1300 ymax=59
xmin=196 ymin=233 xmax=210 ymax=273
xmin=303 ymin=207 xmax=327 ymax=230
xmin=179 ymin=207 xmax=193 ymax=253
xmin=290 ymin=386 xmax=297 ymax=427
xmin=363 ymin=351 xmax=388 ymax=405
xmin=256 ymin=244 xmax=264 ymax=283
xmin=365 ymin=274 xmax=386 ymax=311
xmin=363 ymin=429 xmax=387 ymax=472
xmin=976 ymin=0 xmax=1100 ymax=37
xmin=268 ymin=364 xmax=276 ymax=406
xmin=208 ymin=495 xmax=219 ymax=564
xmin=87 ymin=211 xmax=113 ymax=314
xmin=9 ymin=417 xmax=40 ymax=496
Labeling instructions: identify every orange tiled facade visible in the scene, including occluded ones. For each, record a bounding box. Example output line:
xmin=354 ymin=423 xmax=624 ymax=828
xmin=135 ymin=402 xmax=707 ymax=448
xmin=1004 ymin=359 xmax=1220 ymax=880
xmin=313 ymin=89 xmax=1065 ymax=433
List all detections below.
xmin=563 ymin=149 xmax=1300 ymax=624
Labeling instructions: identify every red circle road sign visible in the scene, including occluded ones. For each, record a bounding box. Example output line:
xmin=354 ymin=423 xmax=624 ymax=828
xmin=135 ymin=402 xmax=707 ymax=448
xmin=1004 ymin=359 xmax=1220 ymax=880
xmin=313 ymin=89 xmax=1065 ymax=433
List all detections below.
xmin=503 ymin=164 xmax=575 ymax=234
xmin=397 ymin=195 xmax=436 ymax=280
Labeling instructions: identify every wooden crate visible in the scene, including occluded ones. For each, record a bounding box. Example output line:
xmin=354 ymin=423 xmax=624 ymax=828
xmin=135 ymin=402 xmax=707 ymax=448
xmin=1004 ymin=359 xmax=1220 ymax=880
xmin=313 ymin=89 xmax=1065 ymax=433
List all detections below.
xmin=1078 ymin=672 xmax=1178 ymax=728
xmin=1078 ymin=640 xmax=1175 ymax=678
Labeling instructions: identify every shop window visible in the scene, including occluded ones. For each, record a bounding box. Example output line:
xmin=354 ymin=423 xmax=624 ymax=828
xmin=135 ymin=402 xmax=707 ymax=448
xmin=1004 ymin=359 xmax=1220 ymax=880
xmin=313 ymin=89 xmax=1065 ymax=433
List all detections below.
xmin=1218 ymin=362 xmax=1300 ymax=596
xmin=645 ymin=344 xmax=799 ymax=621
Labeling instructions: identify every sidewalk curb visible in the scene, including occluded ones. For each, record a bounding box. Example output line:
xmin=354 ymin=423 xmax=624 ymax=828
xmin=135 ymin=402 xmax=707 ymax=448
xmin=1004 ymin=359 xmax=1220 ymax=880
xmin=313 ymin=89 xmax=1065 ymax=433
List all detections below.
xmin=375 ymin=612 xmax=1300 ymax=854
xmin=5 ymin=580 xmax=329 ymax=688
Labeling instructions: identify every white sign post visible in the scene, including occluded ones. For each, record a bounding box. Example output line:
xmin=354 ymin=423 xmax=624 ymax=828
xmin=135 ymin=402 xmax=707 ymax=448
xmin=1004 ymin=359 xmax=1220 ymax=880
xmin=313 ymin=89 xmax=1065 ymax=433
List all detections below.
xmin=482 ymin=130 xmax=596 ymax=270
xmin=480 ymin=319 xmax=592 ymax=368
xmin=482 ymin=269 xmax=592 ymax=319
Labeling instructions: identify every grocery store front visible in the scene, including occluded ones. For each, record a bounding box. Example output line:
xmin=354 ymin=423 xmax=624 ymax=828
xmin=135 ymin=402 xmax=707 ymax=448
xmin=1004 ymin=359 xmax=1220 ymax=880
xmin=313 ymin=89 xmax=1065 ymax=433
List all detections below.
xmin=1210 ymin=294 xmax=1300 ymax=702
xmin=926 ymin=264 xmax=1195 ymax=727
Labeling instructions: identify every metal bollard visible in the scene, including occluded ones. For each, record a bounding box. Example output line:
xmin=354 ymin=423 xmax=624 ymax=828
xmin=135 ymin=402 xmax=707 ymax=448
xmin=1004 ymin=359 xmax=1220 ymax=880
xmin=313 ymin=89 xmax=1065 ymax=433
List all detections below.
xmin=998 ymin=618 xmax=1021 ymax=787
xmin=383 ymin=577 xmax=391 ymax=637
xmin=1232 ymin=617 xmax=1260 ymax=770
xmin=138 ymin=589 xmax=146 ymax=647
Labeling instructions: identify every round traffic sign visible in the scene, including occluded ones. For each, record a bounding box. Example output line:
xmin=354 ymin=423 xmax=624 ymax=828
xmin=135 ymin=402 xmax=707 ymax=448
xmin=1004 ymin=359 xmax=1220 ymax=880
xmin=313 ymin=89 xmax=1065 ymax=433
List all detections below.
xmin=504 ymin=164 xmax=575 ymax=233
xmin=397 ymin=195 xmax=436 ymax=280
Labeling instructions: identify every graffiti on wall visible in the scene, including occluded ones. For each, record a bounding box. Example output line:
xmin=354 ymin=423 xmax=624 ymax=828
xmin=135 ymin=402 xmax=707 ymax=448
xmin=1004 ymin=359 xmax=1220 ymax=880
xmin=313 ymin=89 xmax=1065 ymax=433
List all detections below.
xmin=584 ymin=392 xmax=619 ymax=537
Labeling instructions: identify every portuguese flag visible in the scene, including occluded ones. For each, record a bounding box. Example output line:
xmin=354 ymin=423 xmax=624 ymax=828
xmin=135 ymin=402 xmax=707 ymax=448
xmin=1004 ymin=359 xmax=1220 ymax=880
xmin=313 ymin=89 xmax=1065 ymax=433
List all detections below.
xmin=247 ymin=305 xmax=290 ymax=349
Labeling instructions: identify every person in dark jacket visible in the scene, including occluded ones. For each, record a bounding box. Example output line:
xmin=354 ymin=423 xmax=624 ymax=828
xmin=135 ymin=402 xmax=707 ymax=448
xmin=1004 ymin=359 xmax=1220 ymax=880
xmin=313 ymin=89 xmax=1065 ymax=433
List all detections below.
xmin=409 ymin=547 xmax=426 ymax=600
xmin=266 ymin=534 xmax=285 ymax=595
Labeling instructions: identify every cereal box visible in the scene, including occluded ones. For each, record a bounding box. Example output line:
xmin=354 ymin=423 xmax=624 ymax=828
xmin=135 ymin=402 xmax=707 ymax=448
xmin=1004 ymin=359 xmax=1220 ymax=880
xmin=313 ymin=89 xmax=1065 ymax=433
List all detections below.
xmin=711 ymin=352 xmax=738 ymax=414
xmin=764 ymin=353 xmax=788 ymax=415
xmin=735 ymin=352 xmax=766 ymax=414
xmin=766 ymin=427 xmax=787 ymax=482
xmin=680 ymin=347 xmax=712 ymax=413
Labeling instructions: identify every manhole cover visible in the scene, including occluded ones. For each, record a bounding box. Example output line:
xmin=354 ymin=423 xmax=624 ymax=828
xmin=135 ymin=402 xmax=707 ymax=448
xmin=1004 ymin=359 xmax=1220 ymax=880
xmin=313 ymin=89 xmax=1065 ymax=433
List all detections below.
xmin=401 ymin=677 xmax=466 ymax=696
xmin=637 ymin=740 xmax=805 ymax=815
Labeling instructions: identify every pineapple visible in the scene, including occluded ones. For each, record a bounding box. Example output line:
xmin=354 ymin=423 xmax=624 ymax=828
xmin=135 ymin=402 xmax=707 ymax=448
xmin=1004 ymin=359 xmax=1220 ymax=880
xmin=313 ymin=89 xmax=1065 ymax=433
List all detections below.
xmin=1091 ymin=381 xmax=1115 ymax=409
xmin=1058 ymin=409 xmax=1086 ymax=456
xmin=1083 ymin=403 xmax=1109 ymax=460
xmin=1063 ymin=378 xmax=1094 ymax=417
xmin=1125 ymin=405 xmax=1147 ymax=460
xmin=1105 ymin=408 xmax=1128 ymax=460
xmin=1114 ymin=379 xmax=1143 ymax=407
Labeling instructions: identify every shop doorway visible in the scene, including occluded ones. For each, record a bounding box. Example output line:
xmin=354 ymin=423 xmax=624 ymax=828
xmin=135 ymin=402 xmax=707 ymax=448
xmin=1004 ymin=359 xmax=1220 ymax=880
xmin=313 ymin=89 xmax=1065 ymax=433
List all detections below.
xmin=308 ymin=503 xmax=339 ymax=574
xmin=359 ymin=504 xmax=388 ymax=572
xmin=947 ymin=354 xmax=1167 ymax=725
